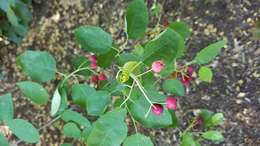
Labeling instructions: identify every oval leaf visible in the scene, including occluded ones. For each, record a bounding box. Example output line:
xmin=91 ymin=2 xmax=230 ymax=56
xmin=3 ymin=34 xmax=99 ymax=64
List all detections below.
xmin=202 ymin=131 xmax=224 ymax=142
xmin=143 ymin=28 xmax=185 ymax=65
xmin=0 ymin=93 xmax=13 ymax=122
xmin=7 ymin=119 xmax=39 ymax=143
xmin=61 ymin=109 xmax=91 ymax=129
xmin=123 ymin=133 xmax=154 ymax=146
xmin=169 ymin=21 xmax=191 ymax=40
xmin=71 ymin=84 xmax=95 ymax=107
xmin=194 ymin=40 xmax=225 ymax=65
xmin=87 ymin=108 xmax=128 ymax=146
xmin=125 ymin=0 xmax=148 ymax=39
xmin=16 ymin=50 xmax=56 ymax=83
xmin=162 ymin=79 xmax=185 ymax=96
xmin=0 ymin=133 xmax=9 ymax=146
xmin=128 ymin=88 xmax=172 ymax=128
xmin=181 ymin=133 xmax=196 ymax=146
xmin=211 ymin=113 xmax=225 ymax=126
xmin=17 ymin=81 xmax=49 ymax=105
xmin=75 ymin=26 xmax=112 ymax=54
xmin=50 ymin=87 xmax=61 ymax=116
xmin=63 ymin=122 xmax=81 ymax=139
xmin=198 ymin=66 xmax=213 ymax=82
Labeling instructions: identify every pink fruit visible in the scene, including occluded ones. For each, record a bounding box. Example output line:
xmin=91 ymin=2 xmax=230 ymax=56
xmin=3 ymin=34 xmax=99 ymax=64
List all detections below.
xmin=152 ymin=104 xmax=164 ymax=116
xmin=163 ymin=19 xmax=170 ymax=27
xmin=195 ymin=116 xmax=203 ymax=126
xmin=91 ymin=75 xmax=99 ymax=83
xmin=152 ymin=60 xmax=165 ymax=73
xmin=187 ymin=67 xmax=193 ymax=76
xmin=166 ymin=96 xmax=177 ymax=110
xmin=90 ymin=63 xmax=97 ymax=69
xmin=180 ymin=76 xmax=190 ymax=86
xmin=98 ymin=73 xmax=106 ymax=81
xmin=89 ymin=55 xmax=97 ymax=63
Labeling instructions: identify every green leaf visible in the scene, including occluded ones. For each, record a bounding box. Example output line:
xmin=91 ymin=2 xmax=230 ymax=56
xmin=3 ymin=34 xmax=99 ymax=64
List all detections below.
xmin=211 ymin=113 xmax=224 ymax=126
xmin=50 ymin=87 xmax=61 ymax=116
xmin=169 ymin=110 xmax=179 ymax=128
xmin=0 ymin=93 xmax=13 ymax=122
xmin=71 ymin=84 xmax=111 ymax=116
xmin=181 ymin=133 xmax=196 ymax=146
xmin=143 ymin=28 xmax=185 ymax=65
xmin=7 ymin=119 xmax=39 ymax=143
xmin=75 ymin=26 xmax=112 ymax=54
xmin=14 ymin=0 xmax=32 ymax=25
xmin=63 ymin=122 xmax=81 ymax=139
xmin=61 ymin=109 xmax=91 ymax=128
xmin=17 ymin=81 xmax=49 ymax=105
xmin=198 ymin=66 xmax=213 ymax=82
xmin=199 ymin=109 xmax=214 ymax=128
xmin=82 ymin=126 xmax=93 ymax=141
xmin=128 ymin=89 xmax=172 ymax=128
xmin=0 ymin=133 xmax=9 ymax=146
xmin=102 ymin=80 xmax=126 ymax=96
xmin=71 ymin=84 xmax=95 ymax=107
xmin=87 ymin=108 xmax=128 ymax=146
xmin=71 ymin=55 xmax=91 ymax=77
xmin=7 ymin=7 xmax=19 ymax=26
xmin=125 ymin=0 xmax=148 ymax=39
xmin=116 ymin=53 xmax=141 ymax=66
xmin=202 ymin=131 xmax=224 ymax=142
xmin=56 ymin=84 xmax=68 ymax=115
xmin=162 ymin=79 xmax=185 ymax=96
xmin=96 ymin=49 xmax=117 ymax=68
xmin=194 ymin=40 xmax=225 ymax=64
xmin=17 ymin=51 xmax=57 ymax=82
xmin=169 ymin=21 xmax=191 ymax=40
xmin=60 ymin=143 xmax=73 ymax=146
xmin=86 ymin=90 xmax=111 ymax=116
xmin=123 ymin=133 xmax=154 ymax=146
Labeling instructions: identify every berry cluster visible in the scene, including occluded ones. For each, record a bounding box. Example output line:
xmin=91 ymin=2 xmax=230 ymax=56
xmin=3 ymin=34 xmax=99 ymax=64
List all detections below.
xmin=88 ymin=55 xmax=107 ymax=83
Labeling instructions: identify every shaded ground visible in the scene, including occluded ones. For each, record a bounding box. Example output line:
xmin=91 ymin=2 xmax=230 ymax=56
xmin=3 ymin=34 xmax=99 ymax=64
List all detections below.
xmin=0 ymin=0 xmax=259 ymax=145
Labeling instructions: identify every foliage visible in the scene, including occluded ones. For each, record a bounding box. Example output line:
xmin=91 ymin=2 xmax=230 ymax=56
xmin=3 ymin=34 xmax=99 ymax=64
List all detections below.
xmin=0 ymin=0 xmax=32 ymax=44
xmin=0 ymin=0 xmax=226 ymax=145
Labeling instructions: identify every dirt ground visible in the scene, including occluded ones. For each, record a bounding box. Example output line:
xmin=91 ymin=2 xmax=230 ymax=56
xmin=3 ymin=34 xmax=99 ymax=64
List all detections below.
xmin=0 ymin=0 xmax=259 ymax=146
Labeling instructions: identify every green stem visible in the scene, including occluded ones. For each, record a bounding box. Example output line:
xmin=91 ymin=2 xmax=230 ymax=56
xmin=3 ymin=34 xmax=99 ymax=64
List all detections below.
xmin=125 ymin=105 xmax=138 ymax=133
xmin=120 ymin=82 xmax=135 ymax=107
xmin=130 ymin=74 xmax=153 ymax=106
xmin=136 ymin=69 xmax=152 ymax=77
xmin=182 ymin=118 xmax=197 ymax=136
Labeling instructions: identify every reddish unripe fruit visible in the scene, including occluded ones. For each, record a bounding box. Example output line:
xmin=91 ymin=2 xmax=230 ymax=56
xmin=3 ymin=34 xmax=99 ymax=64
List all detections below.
xmin=163 ymin=18 xmax=170 ymax=27
xmin=98 ymin=73 xmax=106 ymax=81
xmin=89 ymin=55 xmax=97 ymax=63
xmin=180 ymin=76 xmax=192 ymax=86
xmin=91 ymin=75 xmax=99 ymax=83
xmin=195 ymin=116 xmax=204 ymax=126
xmin=152 ymin=60 xmax=165 ymax=73
xmin=187 ymin=67 xmax=193 ymax=75
xmin=90 ymin=63 xmax=97 ymax=69
xmin=166 ymin=97 xmax=177 ymax=110
xmin=152 ymin=104 xmax=164 ymax=116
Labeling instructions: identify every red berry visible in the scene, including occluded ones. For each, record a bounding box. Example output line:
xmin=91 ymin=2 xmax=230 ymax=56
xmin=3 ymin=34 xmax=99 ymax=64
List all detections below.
xmin=187 ymin=67 xmax=193 ymax=76
xmin=98 ymin=73 xmax=106 ymax=81
xmin=180 ymin=76 xmax=190 ymax=86
xmin=152 ymin=60 xmax=165 ymax=73
xmin=163 ymin=18 xmax=170 ymax=27
xmin=90 ymin=63 xmax=97 ymax=69
xmin=166 ymin=96 xmax=177 ymax=110
xmin=195 ymin=116 xmax=203 ymax=126
xmin=89 ymin=55 xmax=97 ymax=63
xmin=152 ymin=104 xmax=163 ymax=116
xmin=91 ymin=75 xmax=98 ymax=83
